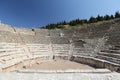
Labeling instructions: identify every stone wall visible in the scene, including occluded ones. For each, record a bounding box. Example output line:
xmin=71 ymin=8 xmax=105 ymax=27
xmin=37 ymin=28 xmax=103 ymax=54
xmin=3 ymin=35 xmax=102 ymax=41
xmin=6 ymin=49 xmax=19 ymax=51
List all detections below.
xmin=71 ymin=56 xmax=120 ymax=72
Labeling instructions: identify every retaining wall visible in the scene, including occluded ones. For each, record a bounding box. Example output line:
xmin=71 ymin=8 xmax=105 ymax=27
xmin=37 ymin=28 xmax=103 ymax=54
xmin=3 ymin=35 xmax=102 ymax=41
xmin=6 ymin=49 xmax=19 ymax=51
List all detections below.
xmin=71 ymin=56 xmax=120 ymax=72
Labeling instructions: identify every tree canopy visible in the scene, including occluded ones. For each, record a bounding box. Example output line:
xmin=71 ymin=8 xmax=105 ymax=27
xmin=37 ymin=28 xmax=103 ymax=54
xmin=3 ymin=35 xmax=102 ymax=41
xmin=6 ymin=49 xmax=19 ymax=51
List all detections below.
xmin=41 ymin=11 xmax=120 ymax=29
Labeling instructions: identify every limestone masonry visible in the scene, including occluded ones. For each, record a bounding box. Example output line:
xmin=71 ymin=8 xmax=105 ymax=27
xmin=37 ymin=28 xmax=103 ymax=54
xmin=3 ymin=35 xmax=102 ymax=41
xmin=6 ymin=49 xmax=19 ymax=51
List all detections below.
xmin=0 ymin=19 xmax=120 ymax=80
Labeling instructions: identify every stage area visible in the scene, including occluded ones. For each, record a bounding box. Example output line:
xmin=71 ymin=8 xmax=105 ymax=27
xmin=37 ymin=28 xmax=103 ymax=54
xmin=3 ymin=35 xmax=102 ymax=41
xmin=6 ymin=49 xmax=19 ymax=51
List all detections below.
xmin=23 ymin=60 xmax=95 ymax=70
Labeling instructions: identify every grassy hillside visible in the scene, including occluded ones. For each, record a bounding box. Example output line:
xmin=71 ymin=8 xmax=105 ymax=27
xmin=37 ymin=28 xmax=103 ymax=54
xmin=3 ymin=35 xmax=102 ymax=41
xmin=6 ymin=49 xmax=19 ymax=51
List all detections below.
xmin=55 ymin=20 xmax=114 ymax=29
xmin=40 ymin=11 xmax=120 ymax=29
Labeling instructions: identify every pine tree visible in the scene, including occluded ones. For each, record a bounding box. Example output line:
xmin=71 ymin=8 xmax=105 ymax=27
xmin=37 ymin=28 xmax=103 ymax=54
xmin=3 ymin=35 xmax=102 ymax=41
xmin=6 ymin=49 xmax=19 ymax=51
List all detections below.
xmin=115 ymin=11 xmax=120 ymax=18
xmin=89 ymin=16 xmax=97 ymax=23
xmin=96 ymin=15 xmax=104 ymax=21
xmin=104 ymin=15 xmax=111 ymax=20
xmin=110 ymin=15 xmax=114 ymax=19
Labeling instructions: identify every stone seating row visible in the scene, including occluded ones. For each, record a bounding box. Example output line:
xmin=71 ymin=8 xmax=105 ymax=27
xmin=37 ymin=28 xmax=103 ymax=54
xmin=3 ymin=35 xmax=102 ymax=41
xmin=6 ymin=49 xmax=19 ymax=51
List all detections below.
xmin=72 ymin=55 xmax=120 ymax=72
xmin=15 ymin=69 xmax=111 ymax=73
xmin=0 ymin=43 xmax=25 ymax=58
xmin=34 ymin=37 xmax=50 ymax=44
xmin=33 ymin=28 xmax=91 ymax=38
xmin=27 ymin=44 xmax=70 ymax=55
xmin=0 ymin=43 xmax=31 ymax=71
xmin=33 ymin=29 xmax=74 ymax=37
xmin=102 ymin=50 xmax=120 ymax=54
xmin=72 ymin=47 xmax=95 ymax=56
xmin=0 ymin=50 xmax=24 ymax=57
xmin=50 ymin=37 xmax=69 ymax=44
xmin=0 ymin=54 xmax=50 ymax=72
xmin=96 ymin=54 xmax=120 ymax=64
xmin=52 ymin=44 xmax=69 ymax=50
xmin=27 ymin=44 xmax=51 ymax=55
xmin=33 ymin=29 xmax=49 ymax=36
xmin=94 ymin=48 xmax=120 ymax=66
xmin=98 ymin=52 xmax=120 ymax=59
xmin=20 ymin=35 xmax=35 ymax=43
xmin=52 ymin=44 xmax=70 ymax=55
xmin=26 ymin=43 xmax=96 ymax=56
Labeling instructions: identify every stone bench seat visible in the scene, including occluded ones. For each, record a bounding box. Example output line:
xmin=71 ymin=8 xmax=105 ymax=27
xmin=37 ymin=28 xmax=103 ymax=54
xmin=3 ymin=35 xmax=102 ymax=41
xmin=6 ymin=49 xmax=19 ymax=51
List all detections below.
xmin=73 ymin=55 xmax=120 ymax=71
xmin=29 ymin=47 xmax=49 ymax=51
xmin=29 ymin=49 xmax=50 ymax=54
xmin=53 ymin=50 xmax=69 ymax=53
xmin=0 ymin=55 xmax=38 ymax=71
xmin=15 ymin=69 xmax=111 ymax=73
xmin=0 ymin=51 xmax=25 ymax=56
xmin=73 ymin=50 xmax=94 ymax=55
xmin=0 ymin=43 xmax=21 ymax=45
xmin=0 ymin=56 xmax=26 ymax=68
xmin=0 ymin=48 xmax=24 ymax=51
xmin=54 ymin=53 xmax=69 ymax=55
xmin=29 ymin=49 xmax=49 ymax=52
xmin=27 ymin=44 xmax=49 ymax=46
xmin=30 ymin=49 xmax=49 ymax=52
xmin=96 ymin=55 xmax=120 ymax=64
xmin=73 ymin=47 xmax=94 ymax=50
xmin=28 ymin=45 xmax=49 ymax=48
xmin=32 ymin=55 xmax=50 ymax=58
xmin=102 ymin=50 xmax=120 ymax=54
xmin=0 ymin=54 xmax=27 ymax=62
xmin=53 ymin=48 xmax=69 ymax=50
xmin=53 ymin=47 xmax=69 ymax=50
xmin=30 ymin=55 xmax=50 ymax=60
xmin=31 ymin=52 xmax=49 ymax=54
xmin=0 ymin=46 xmax=22 ymax=49
xmin=73 ymin=53 xmax=92 ymax=56
xmin=27 ymin=45 xmax=49 ymax=47
xmin=31 ymin=52 xmax=50 ymax=55
xmin=28 ymin=48 xmax=50 ymax=50
xmin=98 ymin=52 xmax=120 ymax=58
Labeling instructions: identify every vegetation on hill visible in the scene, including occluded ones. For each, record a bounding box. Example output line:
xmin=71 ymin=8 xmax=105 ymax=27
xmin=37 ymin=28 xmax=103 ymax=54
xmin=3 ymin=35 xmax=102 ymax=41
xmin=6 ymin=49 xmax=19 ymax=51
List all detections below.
xmin=40 ymin=11 xmax=120 ymax=29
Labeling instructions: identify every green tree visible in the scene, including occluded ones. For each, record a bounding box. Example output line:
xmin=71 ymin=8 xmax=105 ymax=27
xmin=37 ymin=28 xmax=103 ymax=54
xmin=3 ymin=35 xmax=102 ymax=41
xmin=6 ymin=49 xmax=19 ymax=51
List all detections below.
xmin=79 ymin=19 xmax=88 ymax=24
xmin=96 ymin=15 xmax=104 ymax=21
xmin=69 ymin=20 xmax=77 ymax=26
xmin=89 ymin=16 xmax=97 ymax=23
xmin=104 ymin=15 xmax=111 ymax=20
xmin=115 ymin=11 xmax=120 ymax=18
xmin=62 ymin=21 xmax=67 ymax=25
xmin=110 ymin=15 xmax=114 ymax=19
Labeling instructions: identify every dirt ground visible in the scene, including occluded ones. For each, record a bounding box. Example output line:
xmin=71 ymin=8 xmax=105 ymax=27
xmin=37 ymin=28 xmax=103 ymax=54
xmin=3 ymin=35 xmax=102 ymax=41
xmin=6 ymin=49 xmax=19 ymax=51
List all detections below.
xmin=25 ymin=60 xmax=94 ymax=70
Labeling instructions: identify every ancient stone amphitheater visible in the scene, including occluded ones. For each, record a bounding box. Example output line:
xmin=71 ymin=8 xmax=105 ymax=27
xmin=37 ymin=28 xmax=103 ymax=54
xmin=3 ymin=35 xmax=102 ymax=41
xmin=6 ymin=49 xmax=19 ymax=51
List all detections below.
xmin=0 ymin=19 xmax=120 ymax=80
